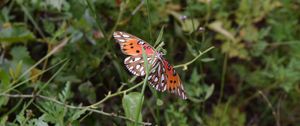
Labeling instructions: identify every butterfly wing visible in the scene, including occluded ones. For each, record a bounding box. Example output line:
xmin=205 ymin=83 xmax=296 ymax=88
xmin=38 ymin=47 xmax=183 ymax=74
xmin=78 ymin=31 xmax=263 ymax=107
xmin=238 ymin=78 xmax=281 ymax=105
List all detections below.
xmin=113 ymin=31 xmax=155 ymax=56
xmin=147 ymin=58 xmax=187 ymax=99
xmin=147 ymin=60 xmax=168 ymax=92
xmin=124 ymin=54 xmax=158 ymax=76
xmin=161 ymin=59 xmax=187 ymax=99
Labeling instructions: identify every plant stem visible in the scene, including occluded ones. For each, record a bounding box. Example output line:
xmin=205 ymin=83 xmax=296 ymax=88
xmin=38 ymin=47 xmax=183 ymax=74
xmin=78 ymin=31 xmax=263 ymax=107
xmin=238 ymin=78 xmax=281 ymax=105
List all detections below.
xmin=146 ymin=0 xmax=153 ymax=41
xmin=134 ymin=48 xmax=151 ymax=126
xmin=85 ymin=0 xmax=107 ymax=39
xmin=218 ymin=53 xmax=228 ymax=104
xmin=0 ymin=93 xmax=152 ymax=125
xmin=174 ymin=46 xmax=214 ymax=69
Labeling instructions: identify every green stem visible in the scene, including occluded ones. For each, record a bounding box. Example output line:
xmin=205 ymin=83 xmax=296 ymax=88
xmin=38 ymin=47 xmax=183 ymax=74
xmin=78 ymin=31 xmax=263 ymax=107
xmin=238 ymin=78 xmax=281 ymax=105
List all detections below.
xmin=134 ymin=48 xmax=151 ymax=126
xmin=89 ymin=81 xmax=143 ymax=108
xmin=19 ymin=4 xmax=45 ymax=38
xmin=108 ymin=0 xmax=127 ymax=40
xmin=146 ymin=0 xmax=153 ymax=41
xmin=218 ymin=53 xmax=228 ymax=104
xmin=174 ymin=46 xmax=214 ymax=69
xmin=85 ymin=0 xmax=107 ymax=39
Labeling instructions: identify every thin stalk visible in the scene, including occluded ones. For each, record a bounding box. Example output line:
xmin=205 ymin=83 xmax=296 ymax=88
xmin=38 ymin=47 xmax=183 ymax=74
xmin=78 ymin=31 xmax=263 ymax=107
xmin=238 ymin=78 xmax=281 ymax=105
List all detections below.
xmin=145 ymin=0 xmax=153 ymax=41
xmin=174 ymin=46 xmax=214 ymax=69
xmin=134 ymin=48 xmax=151 ymax=126
xmin=19 ymin=4 xmax=45 ymax=38
xmin=108 ymin=0 xmax=127 ymax=40
xmin=1 ymin=93 xmax=151 ymax=125
xmin=218 ymin=53 xmax=228 ymax=104
xmin=89 ymin=81 xmax=144 ymax=108
xmin=85 ymin=0 xmax=107 ymax=39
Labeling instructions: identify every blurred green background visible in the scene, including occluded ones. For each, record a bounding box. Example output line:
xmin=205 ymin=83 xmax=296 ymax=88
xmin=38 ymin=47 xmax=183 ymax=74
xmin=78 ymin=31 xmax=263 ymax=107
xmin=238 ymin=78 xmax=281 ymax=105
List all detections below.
xmin=0 ymin=0 xmax=300 ymax=125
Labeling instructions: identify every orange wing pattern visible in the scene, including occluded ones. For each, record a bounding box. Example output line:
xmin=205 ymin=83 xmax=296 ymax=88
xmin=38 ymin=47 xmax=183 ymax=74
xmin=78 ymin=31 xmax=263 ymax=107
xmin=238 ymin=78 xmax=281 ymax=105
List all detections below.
xmin=113 ymin=31 xmax=155 ymax=56
xmin=162 ymin=59 xmax=186 ymax=99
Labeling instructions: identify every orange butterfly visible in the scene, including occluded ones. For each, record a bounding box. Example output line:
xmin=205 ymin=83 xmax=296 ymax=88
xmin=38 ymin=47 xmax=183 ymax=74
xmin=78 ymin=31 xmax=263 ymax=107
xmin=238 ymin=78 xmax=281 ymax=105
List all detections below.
xmin=114 ymin=31 xmax=187 ymax=99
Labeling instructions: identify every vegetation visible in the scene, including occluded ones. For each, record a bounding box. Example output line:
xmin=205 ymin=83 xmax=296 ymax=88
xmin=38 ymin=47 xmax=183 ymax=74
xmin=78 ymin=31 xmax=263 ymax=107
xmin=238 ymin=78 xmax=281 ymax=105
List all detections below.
xmin=0 ymin=0 xmax=300 ymax=125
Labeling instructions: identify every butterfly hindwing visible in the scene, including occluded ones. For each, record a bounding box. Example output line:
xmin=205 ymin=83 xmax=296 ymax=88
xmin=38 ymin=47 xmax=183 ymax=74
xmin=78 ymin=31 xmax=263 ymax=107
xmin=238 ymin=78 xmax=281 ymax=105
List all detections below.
xmin=147 ymin=60 xmax=167 ymax=92
xmin=124 ymin=54 xmax=158 ymax=76
xmin=114 ymin=31 xmax=155 ymax=56
xmin=162 ymin=59 xmax=187 ymax=99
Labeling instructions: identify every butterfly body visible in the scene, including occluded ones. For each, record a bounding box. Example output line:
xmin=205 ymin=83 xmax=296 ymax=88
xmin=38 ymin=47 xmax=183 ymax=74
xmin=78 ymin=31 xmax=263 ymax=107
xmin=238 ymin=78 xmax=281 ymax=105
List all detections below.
xmin=114 ymin=31 xmax=187 ymax=99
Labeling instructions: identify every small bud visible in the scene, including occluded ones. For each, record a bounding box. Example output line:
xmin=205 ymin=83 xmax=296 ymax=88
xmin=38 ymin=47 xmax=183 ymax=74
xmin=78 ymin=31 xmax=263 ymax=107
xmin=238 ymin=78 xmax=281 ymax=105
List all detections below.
xmin=198 ymin=27 xmax=205 ymax=32
xmin=180 ymin=15 xmax=187 ymax=21
xmin=93 ymin=31 xmax=104 ymax=39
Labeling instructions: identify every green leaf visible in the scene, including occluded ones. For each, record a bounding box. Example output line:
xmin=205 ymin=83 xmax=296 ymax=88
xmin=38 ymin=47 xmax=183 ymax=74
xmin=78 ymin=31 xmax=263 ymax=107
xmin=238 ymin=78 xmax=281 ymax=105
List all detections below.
xmin=69 ymin=108 xmax=86 ymax=122
xmin=42 ymin=20 xmax=55 ymax=35
xmin=46 ymin=0 xmax=64 ymax=11
xmin=0 ymin=69 xmax=10 ymax=107
xmin=31 ymin=116 xmax=49 ymax=126
xmin=200 ymin=58 xmax=215 ymax=62
xmin=156 ymin=98 xmax=163 ymax=106
xmin=10 ymin=46 xmax=34 ymax=65
xmin=154 ymin=26 xmax=164 ymax=47
xmin=9 ymin=60 xmax=24 ymax=80
xmin=0 ymin=23 xmax=35 ymax=43
xmin=0 ymin=68 xmax=10 ymax=85
xmin=122 ymin=92 xmax=143 ymax=126
xmin=58 ymin=81 xmax=71 ymax=102
xmin=78 ymin=81 xmax=96 ymax=103
xmin=204 ymin=84 xmax=214 ymax=100
xmin=0 ymin=115 xmax=8 ymax=126
xmin=168 ymin=11 xmax=199 ymax=34
xmin=181 ymin=19 xmax=199 ymax=34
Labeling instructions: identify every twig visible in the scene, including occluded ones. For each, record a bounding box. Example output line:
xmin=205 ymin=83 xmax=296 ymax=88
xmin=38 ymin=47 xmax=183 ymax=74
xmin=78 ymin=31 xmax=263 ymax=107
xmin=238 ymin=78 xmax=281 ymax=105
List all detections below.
xmin=218 ymin=53 xmax=228 ymax=104
xmin=0 ymin=93 xmax=152 ymax=125
xmin=89 ymin=81 xmax=143 ymax=108
xmin=19 ymin=37 xmax=69 ymax=81
xmin=131 ymin=0 xmax=145 ymax=15
xmin=174 ymin=46 xmax=214 ymax=69
xmin=258 ymin=90 xmax=279 ymax=126
xmin=19 ymin=3 xmax=45 ymax=38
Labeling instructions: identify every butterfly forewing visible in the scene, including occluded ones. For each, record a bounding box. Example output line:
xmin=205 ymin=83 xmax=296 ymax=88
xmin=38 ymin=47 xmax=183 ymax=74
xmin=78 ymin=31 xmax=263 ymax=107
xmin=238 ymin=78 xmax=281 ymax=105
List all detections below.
xmin=114 ymin=31 xmax=155 ymax=56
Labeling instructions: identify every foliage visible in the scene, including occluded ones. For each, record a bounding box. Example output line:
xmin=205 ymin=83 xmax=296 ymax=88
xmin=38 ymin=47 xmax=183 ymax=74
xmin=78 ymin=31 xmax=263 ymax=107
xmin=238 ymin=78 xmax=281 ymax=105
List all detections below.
xmin=1 ymin=0 xmax=300 ymax=125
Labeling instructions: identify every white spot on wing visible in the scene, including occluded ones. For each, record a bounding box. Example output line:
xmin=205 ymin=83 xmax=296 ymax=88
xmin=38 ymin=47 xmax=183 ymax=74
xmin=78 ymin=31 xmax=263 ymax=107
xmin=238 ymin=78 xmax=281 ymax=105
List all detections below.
xmin=163 ymin=85 xmax=166 ymax=91
xmin=141 ymin=71 xmax=145 ymax=76
xmin=129 ymin=66 xmax=133 ymax=70
xmin=139 ymin=66 xmax=143 ymax=71
xmin=156 ymin=84 xmax=159 ymax=90
xmin=161 ymin=76 xmax=165 ymax=87
xmin=118 ymin=39 xmax=125 ymax=42
xmin=154 ymin=77 xmax=158 ymax=82
xmin=122 ymin=34 xmax=130 ymax=37
xmin=124 ymin=57 xmax=130 ymax=63
xmin=182 ymin=92 xmax=186 ymax=99
xmin=134 ymin=57 xmax=141 ymax=61
xmin=136 ymin=65 xmax=140 ymax=69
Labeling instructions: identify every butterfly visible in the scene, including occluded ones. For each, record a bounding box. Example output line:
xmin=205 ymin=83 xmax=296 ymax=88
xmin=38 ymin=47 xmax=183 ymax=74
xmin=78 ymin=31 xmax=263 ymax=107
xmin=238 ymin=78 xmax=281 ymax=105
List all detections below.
xmin=113 ymin=31 xmax=187 ymax=99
